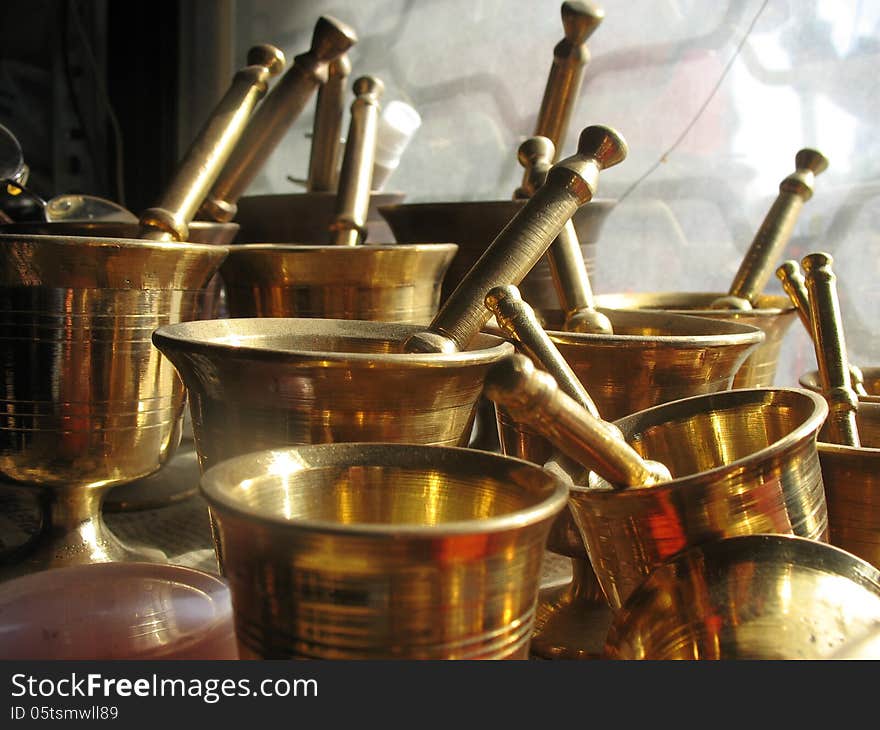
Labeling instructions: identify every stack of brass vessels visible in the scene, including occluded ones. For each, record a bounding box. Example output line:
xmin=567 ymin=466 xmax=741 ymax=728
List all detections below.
xmin=598 ymin=148 xmax=829 ymax=388
xmin=379 ymin=1 xmax=616 ymax=313
xmin=0 ymin=44 xmax=291 ymax=577
xmin=777 ymin=254 xmax=880 ymax=573
xmin=216 ymin=70 xmax=456 ymax=323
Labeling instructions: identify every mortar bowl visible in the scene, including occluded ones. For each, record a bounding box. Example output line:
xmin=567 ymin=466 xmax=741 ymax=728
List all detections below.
xmin=219 ymin=243 xmax=457 ymax=323
xmin=201 ymin=442 xmax=568 ymax=659
xmin=595 ymin=292 xmax=798 ymax=388
xmin=152 ymin=318 xmax=514 ymax=472
xmin=604 ymin=534 xmax=880 ymax=659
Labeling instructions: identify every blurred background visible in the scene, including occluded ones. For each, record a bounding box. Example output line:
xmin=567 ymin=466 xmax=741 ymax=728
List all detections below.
xmin=1 ymin=0 xmax=878 ymax=385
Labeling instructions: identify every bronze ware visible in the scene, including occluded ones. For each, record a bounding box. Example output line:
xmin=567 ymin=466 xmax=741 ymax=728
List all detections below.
xmin=199 ymin=16 xmax=358 ymax=222
xmin=330 ymin=76 xmax=385 ymax=246
xmin=140 ymin=45 xmax=284 ymax=243
xmin=599 ymin=149 xmax=829 ymax=387
xmin=604 ymin=534 xmax=880 ymax=660
xmin=802 ymin=252 xmax=861 ymax=446
xmin=201 ymin=443 xmax=569 ymax=659
xmin=777 ymin=259 xmax=868 ymax=396
xmin=0 ymin=234 xmax=228 ymax=577
xmin=307 ymin=53 xmax=351 ymax=192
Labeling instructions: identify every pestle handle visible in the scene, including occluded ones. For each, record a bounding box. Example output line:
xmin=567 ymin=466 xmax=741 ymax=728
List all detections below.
xmin=484 ymin=354 xmax=671 ymax=489
xmin=534 ymin=2 xmax=604 ymax=160
xmin=485 ymin=285 xmax=601 ymax=418
xmin=307 ymin=54 xmax=352 ymax=192
xmin=515 ymin=136 xmax=613 ymax=334
xmin=403 ymin=124 xmax=627 ymax=354
xmin=199 ymin=16 xmax=358 ymax=222
xmin=713 ymin=149 xmax=829 ymax=310
xmin=329 ymin=76 xmax=384 ymax=246
xmin=139 ymin=45 xmax=285 ymax=242
xmin=802 ymin=252 xmax=861 ymax=447
xmin=777 ymin=260 xmax=868 ymax=396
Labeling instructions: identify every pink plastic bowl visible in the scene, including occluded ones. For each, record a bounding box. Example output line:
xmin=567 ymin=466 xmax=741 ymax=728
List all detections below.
xmin=0 ymin=562 xmax=237 ymax=659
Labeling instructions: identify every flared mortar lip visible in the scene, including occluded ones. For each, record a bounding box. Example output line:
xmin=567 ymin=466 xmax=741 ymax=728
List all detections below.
xmin=0 ymin=231 xmax=229 ymax=256
xmin=220 ymin=242 xmax=459 ymax=253
xmin=200 ymin=442 xmax=570 ymax=538
xmin=594 ymin=291 xmax=797 ymax=318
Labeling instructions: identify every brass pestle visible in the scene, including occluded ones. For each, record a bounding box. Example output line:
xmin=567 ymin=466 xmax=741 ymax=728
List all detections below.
xmin=307 ymin=53 xmax=352 ymax=193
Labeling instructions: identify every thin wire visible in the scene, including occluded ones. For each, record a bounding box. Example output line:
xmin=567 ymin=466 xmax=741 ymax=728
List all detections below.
xmin=618 ymin=0 xmax=771 ymax=203
xmin=69 ymin=0 xmax=127 ymax=207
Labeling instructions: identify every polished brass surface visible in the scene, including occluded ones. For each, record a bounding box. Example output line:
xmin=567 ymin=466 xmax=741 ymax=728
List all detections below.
xmin=0 ymin=220 xmax=239 ymax=245
xmin=379 ymin=198 xmax=616 ymax=309
xmin=152 ymin=319 xmax=513 ymax=472
xmin=218 ymin=243 xmax=456 ymax=322
xmin=485 ymin=354 xmax=672 ymax=488
xmin=139 ymin=46 xmax=282 ymax=242
xmin=594 ymin=291 xmax=797 ymax=388
xmin=330 ymin=76 xmax=384 ymax=246
xmin=802 ymin=252 xmax=861 ymax=446
xmin=713 ymin=148 xmax=829 ymax=309
xmin=801 ymin=366 xmax=880 ymax=403
xmin=831 ymin=623 xmax=880 ymax=659
xmin=570 ymin=387 xmax=828 ymax=609
xmin=604 ymin=534 xmax=880 ymax=659
xmin=814 ymin=403 xmax=880 ymax=570
xmin=307 ymin=54 xmax=351 ymax=192
xmin=405 ymin=125 xmax=627 ymax=354
xmin=199 ymin=17 xmax=358 ymax=222
xmin=0 ymin=234 xmax=228 ymax=575
xmin=201 ymin=443 xmax=568 ymax=659
xmin=515 ymin=137 xmax=611 ymax=334
xmin=777 ymin=259 xmax=867 ymax=395
xmin=234 ymin=191 xmax=404 ymax=244
xmin=485 ymin=285 xmax=599 ymax=417
xmin=533 ymin=1 xmax=604 ymax=160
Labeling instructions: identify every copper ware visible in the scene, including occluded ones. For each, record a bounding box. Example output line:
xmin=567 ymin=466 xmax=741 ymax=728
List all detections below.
xmin=598 ymin=149 xmax=829 ymax=387
xmin=156 ymin=125 xmax=624 ymax=468
xmin=201 ymin=442 xmax=568 ymax=659
xmin=307 ymin=53 xmax=351 ymax=192
xmin=484 ymin=357 xmax=829 ymax=610
xmin=604 ymin=534 xmax=880 ymax=660
xmin=199 ymin=16 xmax=358 ymax=222
xmin=0 ymin=234 xmax=227 ymax=577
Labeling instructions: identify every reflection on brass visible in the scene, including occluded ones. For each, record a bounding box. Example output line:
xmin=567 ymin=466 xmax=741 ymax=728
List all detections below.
xmin=307 ymin=54 xmax=351 ymax=192
xmin=152 ymin=319 xmax=513 ymax=472
xmin=379 ymin=198 xmax=615 ymax=310
xmin=595 ymin=292 xmax=797 ymax=388
xmin=404 ymin=125 xmax=627 ymax=354
xmin=201 ymin=443 xmax=568 ymax=659
xmin=484 ymin=354 xmax=671 ymax=487
xmin=801 ymin=366 xmax=880 ymax=405
xmin=515 ymin=137 xmax=611 ymax=334
xmin=533 ymin=1 xmax=604 ymax=159
xmin=219 ymin=243 xmax=456 ymax=322
xmin=199 ymin=17 xmax=358 ymax=222
xmin=605 ymin=535 xmax=880 ymax=660
xmin=711 ymin=148 xmax=829 ymax=309
xmin=139 ymin=46 xmax=283 ymax=242
xmin=569 ymin=388 xmax=828 ymax=609
xmin=330 ymin=76 xmax=385 ymax=246
xmin=0 ymin=234 xmax=228 ymax=577
xmin=490 ymin=307 xmax=763 ymax=658
xmin=832 ymin=623 xmax=880 ymax=659
xmin=802 ymin=252 xmax=860 ymax=447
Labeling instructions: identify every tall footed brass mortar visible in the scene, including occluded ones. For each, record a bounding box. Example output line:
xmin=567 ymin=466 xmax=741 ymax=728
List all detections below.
xmin=0 ymin=234 xmax=227 ymax=575
xmin=485 ymin=287 xmax=764 ymax=659
xmin=597 ymin=148 xmax=830 ymax=388
xmin=484 ymin=356 xmax=830 ymax=650
xmin=201 ymin=443 xmax=568 ymax=659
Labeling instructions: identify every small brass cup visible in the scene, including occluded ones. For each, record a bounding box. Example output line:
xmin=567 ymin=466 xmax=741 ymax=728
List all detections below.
xmin=201 ymin=442 xmax=568 ymax=659
xmin=568 ymin=387 xmax=829 ymax=610
xmin=379 ymin=199 xmax=616 ymax=309
xmin=152 ymin=319 xmax=513 ymax=471
xmin=0 ymin=233 xmax=227 ymax=575
xmin=219 ymin=243 xmax=457 ymax=323
xmin=604 ymin=534 xmax=880 ymax=660
xmin=595 ymin=292 xmax=798 ymax=388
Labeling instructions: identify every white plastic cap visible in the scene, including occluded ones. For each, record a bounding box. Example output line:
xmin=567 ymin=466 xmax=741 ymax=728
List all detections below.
xmin=371 ymin=100 xmax=422 ymax=189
